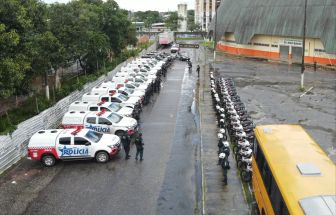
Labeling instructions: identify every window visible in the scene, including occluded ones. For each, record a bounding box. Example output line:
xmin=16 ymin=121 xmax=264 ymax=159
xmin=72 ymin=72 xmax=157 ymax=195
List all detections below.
xmin=98 ymin=118 xmax=112 ymax=125
xmin=253 ymin=42 xmax=269 ymax=47
xmin=314 ymin=49 xmax=325 ymax=52
xmin=59 ymin=137 xmax=71 ymax=145
xmin=225 ymin=40 xmax=235 ymax=43
xmin=256 ymin=144 xmax=265 ymax=171
xmin=111 ymin=98 xmax=121 ymax=103
xmin=86 ymin=117 xmax=96 ymax=124
xmin=89 ymin=107 xmax=98 ymax=111
xmin=74 ymin=137 xmax=90 ymax=145
xmin=272 ymin=44 xmax=278 ymax=48
xmin=101 ymin=97 xmax=109 ymax=102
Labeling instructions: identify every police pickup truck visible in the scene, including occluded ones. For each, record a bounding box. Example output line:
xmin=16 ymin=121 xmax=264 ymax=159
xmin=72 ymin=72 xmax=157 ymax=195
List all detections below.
xmin=61 ymin=110 xmax=138 ymax=136
xmin=82 ymin=92 xmax=141 ymax=111
xmin=27 ymin=128 xmax=121 ymax=167
xmin=68 ymin=101 xmax=134 ymax=117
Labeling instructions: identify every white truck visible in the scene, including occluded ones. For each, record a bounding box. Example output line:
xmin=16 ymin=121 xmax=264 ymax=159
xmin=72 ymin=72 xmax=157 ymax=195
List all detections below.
xmin=100 ymin=81 xmax=147 ymax=93
xmin=61 ymin=110 xmax=138 ymax=137
xmin=68 ymin=101 xmax=134 ymax=117
xmin=82 ymin=92 xmax=141 ymax=110
xmin=27 ymin=128 xmax=121 ymax=167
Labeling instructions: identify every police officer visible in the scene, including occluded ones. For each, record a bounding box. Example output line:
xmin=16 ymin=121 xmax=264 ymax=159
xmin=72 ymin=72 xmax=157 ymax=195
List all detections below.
xmin=218 ymin=153 xmax=230 ymax=185
xmin=121 ymin=133 xmax=131 ymax=159
xmin=196 ymin=65 xmax=200 ymax=77
xmin=134 ymin=132 xmax=144 ymax=161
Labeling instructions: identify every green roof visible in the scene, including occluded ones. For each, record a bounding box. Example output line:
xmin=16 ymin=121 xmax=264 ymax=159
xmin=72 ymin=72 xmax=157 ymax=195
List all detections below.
xmin=210 ymin=0 xmax=336 ymax=54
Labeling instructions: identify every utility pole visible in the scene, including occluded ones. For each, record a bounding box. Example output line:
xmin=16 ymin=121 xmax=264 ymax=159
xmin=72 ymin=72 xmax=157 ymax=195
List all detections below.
xmin=213 ymin=0 xmax=221 ymax=61
xmin=45 ymin=69 xmax=50 ymax=100
xmin=301 ymin=0 xmax=308 ymax=89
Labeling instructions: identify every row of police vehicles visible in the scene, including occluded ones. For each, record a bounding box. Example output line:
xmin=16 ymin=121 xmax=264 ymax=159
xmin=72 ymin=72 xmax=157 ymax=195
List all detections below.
xmin=28 ymin=52 xmax=174 ymax=167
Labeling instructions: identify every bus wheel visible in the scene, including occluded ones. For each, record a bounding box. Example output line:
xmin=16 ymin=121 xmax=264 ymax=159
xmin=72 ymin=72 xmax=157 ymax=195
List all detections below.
xmin=240 ymin=170 xmax=251 ymax=182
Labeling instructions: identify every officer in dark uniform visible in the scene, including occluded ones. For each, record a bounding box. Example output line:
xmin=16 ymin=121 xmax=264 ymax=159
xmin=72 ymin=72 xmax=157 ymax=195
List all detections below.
xmin=121 ymin=133 xmax=131 ymax=159
xmin=134 ymin=132 xmax=144 ymax=161
xmin=196 ymin=65 xmax=200 ymax=77
xmin=218 ymin=153 xmax=230 ymax=185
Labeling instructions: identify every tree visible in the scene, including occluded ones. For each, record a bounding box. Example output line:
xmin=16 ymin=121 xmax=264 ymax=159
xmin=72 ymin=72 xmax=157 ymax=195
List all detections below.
xmin=187 ymin=10 xmax=201 ymax=32
xmin=165 ymin=12 xmax=182 ymax=31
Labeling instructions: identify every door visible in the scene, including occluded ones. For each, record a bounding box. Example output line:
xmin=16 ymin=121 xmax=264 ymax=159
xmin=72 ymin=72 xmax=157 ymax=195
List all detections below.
xmin=57 ymin=137 xmax=72 ymax=159
xmin=291 ymin=47 xmax=303 ymax=63
xmin=73 ymin=137 xmax=92 ymax=158
xmin=98 ymin=117 xmax=113 ymax=134
xmin=279 ymin=46 xmax=289 ymax=62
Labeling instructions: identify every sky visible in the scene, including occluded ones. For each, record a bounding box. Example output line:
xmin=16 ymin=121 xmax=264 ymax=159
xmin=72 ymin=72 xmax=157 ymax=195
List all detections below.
xmin=42 ymin=0 xmax=195 ymax=12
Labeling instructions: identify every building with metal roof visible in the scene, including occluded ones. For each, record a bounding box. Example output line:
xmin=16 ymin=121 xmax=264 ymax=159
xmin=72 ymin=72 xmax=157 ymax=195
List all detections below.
xmin=209 ymin=0 xmax=336 ymax=66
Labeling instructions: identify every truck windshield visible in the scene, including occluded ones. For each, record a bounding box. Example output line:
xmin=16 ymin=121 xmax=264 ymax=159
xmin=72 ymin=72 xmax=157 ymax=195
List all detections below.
xmin=118 ymin=94 xmax=129 ymax=101
xmin=108 ymin=103 xmax=122 ymax=112
xmin=124 ymin=88 xmax=134 ymax=94
xmin=126 ymin=84 xmax=135 ymax=89
xmin=107 ymin=113 xmax=122 ymax=123
xmin=85 ymin=130 xmax=103 ymax=143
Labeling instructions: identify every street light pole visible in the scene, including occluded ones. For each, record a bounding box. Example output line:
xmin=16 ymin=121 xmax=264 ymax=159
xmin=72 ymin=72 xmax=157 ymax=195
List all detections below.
xmin=213 ymin=0 xmax=221 ymax=61
xmin=301 ymin=0 xmax=307 ymax=89
xmin=213 ymin=3 xmax=217 ymax=60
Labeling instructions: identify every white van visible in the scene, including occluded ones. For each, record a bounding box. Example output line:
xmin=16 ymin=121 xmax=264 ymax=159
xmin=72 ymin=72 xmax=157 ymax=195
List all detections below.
xmin=61 ymin=111 xmax=138 ymax=136
xmin=68 ymin=101 xmax=134 ymax=117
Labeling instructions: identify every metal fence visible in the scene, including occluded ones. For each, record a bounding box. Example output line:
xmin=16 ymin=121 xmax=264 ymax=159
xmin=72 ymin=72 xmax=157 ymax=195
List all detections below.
xmin=0 ymin=43 xmax=157 ymax=174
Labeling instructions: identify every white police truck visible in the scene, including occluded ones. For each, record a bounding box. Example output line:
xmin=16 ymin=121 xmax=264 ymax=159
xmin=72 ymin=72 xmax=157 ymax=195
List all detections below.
xmin=61 ymin=110 xmax=138 ymax=136
xmin=27 ymin=128 xmax=121 ymax=167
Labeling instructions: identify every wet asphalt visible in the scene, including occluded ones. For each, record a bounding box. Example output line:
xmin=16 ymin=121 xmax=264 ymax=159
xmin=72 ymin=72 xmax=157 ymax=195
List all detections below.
xmin=0 ymin=50 xmax=201 ymax=215
xmin=213 ymin=53 xmax=336 ymax=162
xmin=1 ymin=45 xmax=334 ymax=215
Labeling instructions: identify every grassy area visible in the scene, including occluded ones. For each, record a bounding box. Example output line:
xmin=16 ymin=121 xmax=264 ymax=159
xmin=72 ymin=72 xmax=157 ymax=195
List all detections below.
xmin=176 ymin=37 xmax=204 ymax=41
xmin=200 ymin=41 xmax=214 ymax=49
xmin=0 ymin=42 xmax=153 ymax=135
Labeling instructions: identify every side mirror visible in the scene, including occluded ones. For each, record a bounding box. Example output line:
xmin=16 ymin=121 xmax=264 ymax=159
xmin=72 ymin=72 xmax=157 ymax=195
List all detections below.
xmin=85 ymin=142 xmax=91 ymax=146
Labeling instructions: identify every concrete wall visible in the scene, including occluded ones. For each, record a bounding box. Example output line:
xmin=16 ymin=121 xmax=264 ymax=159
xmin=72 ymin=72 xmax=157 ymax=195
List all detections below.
xmin=0 ymin=43 xmax=157 ymax=175
xmin=178 ymin=4 xmax=188 ymax=32
xmin=217 ymin=33 xmax=336 ymax=65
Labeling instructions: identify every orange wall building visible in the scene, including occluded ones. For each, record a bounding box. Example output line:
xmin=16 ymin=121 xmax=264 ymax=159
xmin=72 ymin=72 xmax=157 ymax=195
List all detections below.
xmin=210 ymin=0 xmax=336 ymax=66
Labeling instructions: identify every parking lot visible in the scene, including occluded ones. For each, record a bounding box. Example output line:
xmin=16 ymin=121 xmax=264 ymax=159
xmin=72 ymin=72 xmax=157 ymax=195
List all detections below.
xmin=212 ymin=53 xmax=336 ymax=162
xmin=0 ymin=46 xmax=334 ymax=215
xmin=0 ymin=49 xmax=203 ymax=215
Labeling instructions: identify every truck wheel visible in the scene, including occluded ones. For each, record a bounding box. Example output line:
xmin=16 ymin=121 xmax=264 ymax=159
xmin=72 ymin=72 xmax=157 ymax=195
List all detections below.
xmin=96 ymin=151 xmax=109 ymax=163
xmin=41 ymin=155 xmax=56 ymax=167
xmin=115 ymin=130 xmax=125 ymax=137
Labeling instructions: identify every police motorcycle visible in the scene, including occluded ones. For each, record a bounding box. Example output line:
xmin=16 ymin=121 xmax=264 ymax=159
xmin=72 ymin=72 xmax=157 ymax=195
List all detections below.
xmin=235 ymin=146 xmax=253 ymax=162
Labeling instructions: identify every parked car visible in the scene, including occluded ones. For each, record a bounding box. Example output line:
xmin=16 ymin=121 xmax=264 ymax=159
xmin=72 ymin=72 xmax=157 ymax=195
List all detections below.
xmin=68 ymin=101 xmax=133 ymax=117
xmin=27 ymin=128 xmax=121 ymax=167
xmin=61 ymin=110 xmax=138 ymax=136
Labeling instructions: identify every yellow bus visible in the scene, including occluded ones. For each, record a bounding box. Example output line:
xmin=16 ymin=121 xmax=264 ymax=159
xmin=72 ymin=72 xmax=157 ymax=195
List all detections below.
xmin=252 ymin=124 xmax=336 ymax=215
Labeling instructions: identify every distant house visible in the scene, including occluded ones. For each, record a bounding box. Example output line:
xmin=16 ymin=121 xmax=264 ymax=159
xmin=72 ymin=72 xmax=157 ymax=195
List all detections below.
xmin=132 ymin=22 xmax=145 ymax=32
xmin=151 ymin=23 xmax=169 ymax=32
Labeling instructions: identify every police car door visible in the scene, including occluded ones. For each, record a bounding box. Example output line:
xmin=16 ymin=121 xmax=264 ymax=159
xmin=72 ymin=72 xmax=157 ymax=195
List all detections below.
xmin=73 ymin=136 xmax=92 ymax=158
xmin=57 ymin=137 xmax=72 ymax=159
xmin=97 ymin=117 xmax=114 ymax=134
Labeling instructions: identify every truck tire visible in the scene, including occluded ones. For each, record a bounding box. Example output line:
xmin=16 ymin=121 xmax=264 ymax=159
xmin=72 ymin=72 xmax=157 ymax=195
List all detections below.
xmin=41 ymin=154 xmax=56 ymax=167
xmin=95 ymin=151 xmax=109 ymax=163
